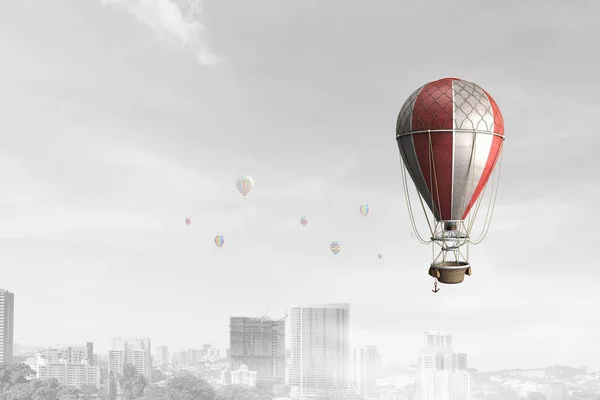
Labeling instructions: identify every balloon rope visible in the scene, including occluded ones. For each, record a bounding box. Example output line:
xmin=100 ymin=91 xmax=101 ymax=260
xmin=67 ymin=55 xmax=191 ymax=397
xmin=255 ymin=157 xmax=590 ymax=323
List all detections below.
xmin=469 ymin=142 xmax=504 ymax=242
xmin=466 ymin=133 xmax=483 ymax=234
xmin=470 ymin=142 xmax=504 ymax=244
xmin=465 ymin=132 xmax=498 ymax=238
xmin=400 ymin=158 xmax=433 ymax=244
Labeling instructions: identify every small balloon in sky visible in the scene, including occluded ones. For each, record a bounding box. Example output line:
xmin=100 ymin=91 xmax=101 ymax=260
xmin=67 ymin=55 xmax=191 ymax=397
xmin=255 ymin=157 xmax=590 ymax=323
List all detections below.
xmin=359 ymin=204 xmax=370 ymax=216
xmin=236 ymin=176 xmax=254 ymax=199
xmin=214 ymin=234 xmax=224 ymax=248
xmin=185 ymin=218 xmax=192 ymax=226
xmin=330 ymin=241 xmax=341 ymax=256
xmin=300 ymin=217 xmax=308 ymax=227
xmin=377 ymin=253 xmax=383 ymax=260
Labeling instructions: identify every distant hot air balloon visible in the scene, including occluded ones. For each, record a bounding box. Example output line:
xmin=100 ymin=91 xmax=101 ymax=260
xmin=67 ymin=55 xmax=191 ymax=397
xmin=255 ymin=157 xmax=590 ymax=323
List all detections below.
xmin=236 ymin=176 xmax=254 ymax=199
xmin=214 ymin=234 xmax=224 ymax=248
xmin=396 ymin=77 xmax=505 ymax=285
xmin=185 ymin=218 xmax=191 ymax=226
xmin=377 ymin=253 xmax=383 ymax=260
xmin=300 ymin=217 xmax=308 ymax=227
xmin=359 ymin=204 xmax=370 ymax=216
xmin=330 ymin=241 xmax=341 ymax=256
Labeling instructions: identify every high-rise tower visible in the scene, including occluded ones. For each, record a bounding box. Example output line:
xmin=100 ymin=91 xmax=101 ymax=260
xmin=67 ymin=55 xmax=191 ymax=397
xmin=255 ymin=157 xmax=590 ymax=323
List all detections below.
xmin=290 ymin=303 xmax=353 ymax=399
xmin=0 ymin=289 xmax=15 ymax=365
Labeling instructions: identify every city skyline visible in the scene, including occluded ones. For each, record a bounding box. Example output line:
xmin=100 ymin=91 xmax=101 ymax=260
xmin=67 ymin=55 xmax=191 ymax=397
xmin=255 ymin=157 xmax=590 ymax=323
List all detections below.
xmin=1 ymin=0 xmax=599 ymax=374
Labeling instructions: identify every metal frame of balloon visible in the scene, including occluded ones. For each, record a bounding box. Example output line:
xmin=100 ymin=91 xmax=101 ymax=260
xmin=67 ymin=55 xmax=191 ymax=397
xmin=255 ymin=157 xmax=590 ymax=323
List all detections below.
xmin=396 ymin=129 xmax=504 ymax=140
xmin=429 ymin=220 xmax=472 ymax=279
xmin=399 ymin=146 xmax=505 ymax=285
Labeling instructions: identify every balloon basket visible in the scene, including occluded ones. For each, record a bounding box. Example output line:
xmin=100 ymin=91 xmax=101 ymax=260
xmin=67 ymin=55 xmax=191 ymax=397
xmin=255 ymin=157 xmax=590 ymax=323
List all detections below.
xmin=428 ymin=261 xmax=472 ymax=284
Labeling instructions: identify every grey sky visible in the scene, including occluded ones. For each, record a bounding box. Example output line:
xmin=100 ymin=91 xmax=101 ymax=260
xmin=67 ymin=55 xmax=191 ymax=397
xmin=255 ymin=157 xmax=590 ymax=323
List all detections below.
xmin=1 ymin=0 xmax=599 ymax=372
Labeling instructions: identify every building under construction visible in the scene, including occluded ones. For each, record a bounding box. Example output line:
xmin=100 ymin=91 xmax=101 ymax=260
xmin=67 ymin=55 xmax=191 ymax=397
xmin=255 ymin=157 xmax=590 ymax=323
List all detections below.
xmin=229 ymin=315 xmax=286 ymax=390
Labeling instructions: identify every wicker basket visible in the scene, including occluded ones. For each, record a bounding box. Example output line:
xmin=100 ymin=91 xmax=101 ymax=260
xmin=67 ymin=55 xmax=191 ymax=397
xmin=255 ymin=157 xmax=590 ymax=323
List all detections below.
xmin=428 ymin=261 xmax=472 ymax=284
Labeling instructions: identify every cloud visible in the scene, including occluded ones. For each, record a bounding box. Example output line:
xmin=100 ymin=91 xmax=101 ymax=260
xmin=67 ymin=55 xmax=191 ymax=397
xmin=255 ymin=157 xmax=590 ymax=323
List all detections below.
xmin=100 ymin=0 xmax=219 ymax=65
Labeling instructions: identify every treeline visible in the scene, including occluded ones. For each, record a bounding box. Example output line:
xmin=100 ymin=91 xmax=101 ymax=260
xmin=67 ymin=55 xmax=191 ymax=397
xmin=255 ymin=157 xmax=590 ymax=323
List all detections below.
xmin=0 ymin=363 xmax=277 ymax=400
xmin=0 ymin=363 xmax=99 ymax=399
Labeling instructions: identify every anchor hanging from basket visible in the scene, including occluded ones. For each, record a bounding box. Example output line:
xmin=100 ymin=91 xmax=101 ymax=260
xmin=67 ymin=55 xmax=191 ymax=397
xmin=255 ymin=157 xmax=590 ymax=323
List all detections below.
xmin=395 ymin=78 xmax=506 ymax=287
xmin=432 ymin=280 xmax=440 ymax=293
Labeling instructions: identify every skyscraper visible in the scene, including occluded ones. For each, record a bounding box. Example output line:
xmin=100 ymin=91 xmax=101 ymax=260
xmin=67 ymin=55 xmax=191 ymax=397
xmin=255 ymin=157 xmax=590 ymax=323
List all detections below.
xmin=423 ymin=332 xmax=452 ymax=350
xmin=354 ymin=346 xmax=379 ymax=400
xmin=418 ymin=332 xmax=470 ymax=400
xmin=154 ymin=345 xmax=169 ymax=365
xmin=43 ymin=344 xmax=93 ymax=364
xmin=0 ymin=289 xmax=15 ymax=365
xmin=86 ymin=342 xmax=95 ymax=365
xmin=231 ymin=364 xmax=258 ymax=387
xmin=229 ymin=316 xmax=285 ymax=390
xmin=108 ymin=338 xmax=152 ymax=397
xmin=33 ymin=343 xmax=100 ymax=388
xmin=290 ymin=303 xmax=353 ymax=399
xmin=417 ymin=332 xmax=467 ymax=371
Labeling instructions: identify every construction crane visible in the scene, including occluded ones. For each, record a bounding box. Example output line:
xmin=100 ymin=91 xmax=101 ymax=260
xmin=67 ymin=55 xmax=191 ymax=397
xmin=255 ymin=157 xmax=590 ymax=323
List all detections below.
xmin=279 ymin=308 xmax=288 ymax=321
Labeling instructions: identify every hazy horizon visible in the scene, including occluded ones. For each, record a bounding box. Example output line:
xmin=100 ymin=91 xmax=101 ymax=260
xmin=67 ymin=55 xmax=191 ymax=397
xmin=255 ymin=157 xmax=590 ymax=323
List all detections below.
xmin=1 ymin=0 xmax=599 ymax=373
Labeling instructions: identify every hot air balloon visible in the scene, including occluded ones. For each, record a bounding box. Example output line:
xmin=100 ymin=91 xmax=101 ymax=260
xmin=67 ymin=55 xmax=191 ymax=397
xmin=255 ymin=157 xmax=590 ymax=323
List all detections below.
xmin=377 ymin=253 xmax=383 ymax=260
xmin=359 ymin=204 xmax=370 ymax=216
xmin=300 ymin=217 xmax=308 ymax=227
xmin=396 ymin=77 xmax=505 ymax=285
xmin=236 ymin=176 xmax=254 ymax=199
xmin=185 ymin=218 xmax=191 ymax=226
xmin=330 ymin=241 xmax=341 ymax=256
xmin=214 ymin=234 xmax=224 ymax=248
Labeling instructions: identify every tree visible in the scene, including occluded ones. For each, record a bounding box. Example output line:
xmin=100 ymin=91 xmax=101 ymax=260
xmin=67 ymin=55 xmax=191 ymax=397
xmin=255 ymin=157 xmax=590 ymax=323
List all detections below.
xmin=0 ymin=364 xmax=37 ymax=398
xmin=526 ymin=393 xmax=547 ymax=400
xmin=118 ymin=364 xmax=148 ymax=400
xmin=4 ymin=382 xmax=33 ymax=400
xmin=141 ymin=375 xmax=216 ymax=400
xmin=78 ymin=384 xmax=101 ymax=400
xmin=108 ymin=371 xmax=118 ymax=400
xmin=250 ymin=388 xmax=274 ymax=400
xmin=141 ymin=386 xmax=172 ymax=400
xmin=5 ymin=378 xmax=65 ymax=400
xmin=168 ymin=375 xmax=215 ymax=400
xmin=216 ymin=385 xmax=261 ymax=400
xmin=151 ymin=369 xmax=166 ymax=384
xmin=59 ymin=384 xmax=81 ymax=399
xmin=0 ymin=364 xmax=106 ymax=400
xmin=488 ymin=390 xmax=519 ymax=400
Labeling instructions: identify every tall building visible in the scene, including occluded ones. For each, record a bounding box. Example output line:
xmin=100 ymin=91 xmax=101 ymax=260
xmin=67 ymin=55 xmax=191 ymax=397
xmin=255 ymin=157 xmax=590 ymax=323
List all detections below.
xmin=154 ymin=346 xmax=169 ymax=365
xmin=355 ymin=346 xmax=379 ymax=400
xmin=173 ymin=350 xmax=189 ymax=365
xmin=418 ymin=332 xmax=470 ymax=400
xmin=203 ymin=344 xmax=220 ymax=361
xmin=33 ymin=343 xmax=100 ymax=388
xmin=420 ymin=370 xmax=471 ymax=400
xmin=0 ymin=289 xmax=15 ymax=365
xmin=231 ymin=364 xmax=258 ymax=387
xmin=86 ymin=342 xmax=94 ymax=365
xmin=290 ymin=303 xmax=354 ymax=399
xmin=417 ymin=332 xmax=467 ymax=371
xmin=423 ymin=333 xmax=452 ymax=350
xmin=229 ymin=316 xmax=285 ymax=390
xmin=189 ymin=348 xmax=202 ymax=364
xmin=42 ymin=344 xmax=96 ymax=365
xmin=108 ymin=338 xmax=152 ymax=397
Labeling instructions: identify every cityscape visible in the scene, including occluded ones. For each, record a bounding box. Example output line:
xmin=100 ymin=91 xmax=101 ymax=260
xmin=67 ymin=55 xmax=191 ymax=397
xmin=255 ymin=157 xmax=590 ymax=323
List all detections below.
xmin=2 ymin=0 xmax=600 ymax=400
xmin=1 ymin=291 xmax=599 ymax=399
